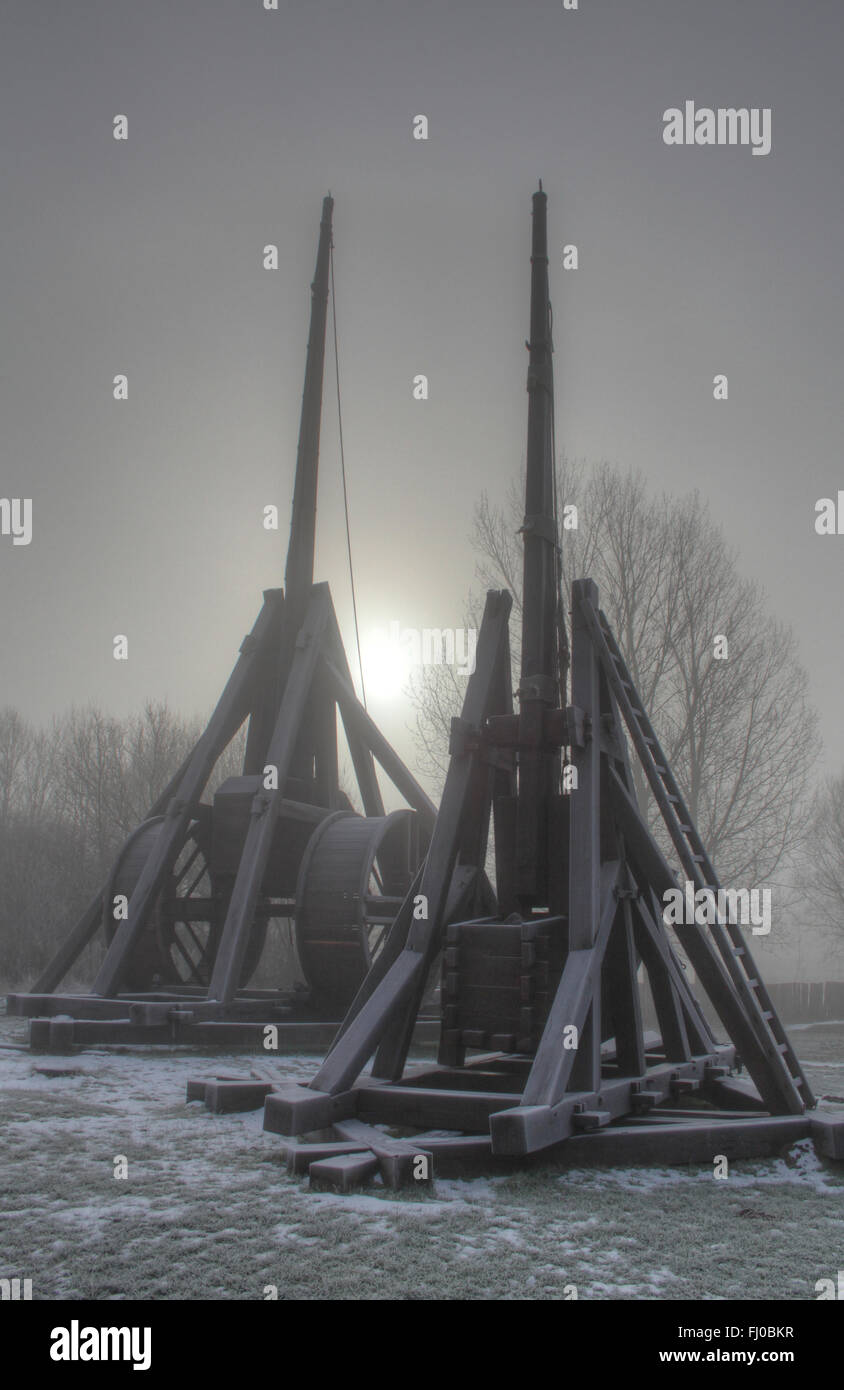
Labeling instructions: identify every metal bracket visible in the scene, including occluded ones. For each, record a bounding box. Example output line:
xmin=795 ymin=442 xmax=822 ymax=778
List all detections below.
xmin=519 ymin=513 xmax=557 ymax=545
xmin=565 ymin=704 xmax=587 ymax=747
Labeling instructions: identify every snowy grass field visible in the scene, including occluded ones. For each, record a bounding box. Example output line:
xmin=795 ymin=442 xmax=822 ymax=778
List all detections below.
xmin=2 ymin=1011 xmax=843 ymax=1301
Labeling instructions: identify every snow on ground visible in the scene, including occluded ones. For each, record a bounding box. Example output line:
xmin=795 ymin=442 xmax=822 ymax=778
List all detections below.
xmin=1 ymin=1011 xmax=842 ymax=1301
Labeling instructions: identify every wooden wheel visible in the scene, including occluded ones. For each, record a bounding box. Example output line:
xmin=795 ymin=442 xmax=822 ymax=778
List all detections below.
xmin=104 ymin=811 xmax=266 ymax=991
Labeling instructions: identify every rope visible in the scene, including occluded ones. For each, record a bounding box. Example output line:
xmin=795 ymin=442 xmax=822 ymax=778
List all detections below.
xmin=329 ymin=237 xmax=367 ymax=711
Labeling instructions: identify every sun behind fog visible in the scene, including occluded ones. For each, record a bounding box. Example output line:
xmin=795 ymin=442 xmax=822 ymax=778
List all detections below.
xmin=360 ymin=626 xmax=414 ymax=702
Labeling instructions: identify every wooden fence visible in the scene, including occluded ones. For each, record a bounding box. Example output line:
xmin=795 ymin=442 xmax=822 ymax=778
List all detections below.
xmin=766 ymin=981 xmax=844 ymax=1024
xmin=638 ymin=980 xmax=844 ymax=1032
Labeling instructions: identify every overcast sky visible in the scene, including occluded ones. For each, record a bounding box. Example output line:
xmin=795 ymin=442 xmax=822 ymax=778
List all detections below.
xmin=2 ymin=0 xmax=843 ymax=789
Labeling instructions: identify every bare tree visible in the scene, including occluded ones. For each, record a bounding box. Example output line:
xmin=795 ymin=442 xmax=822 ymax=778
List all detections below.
xmin=798 ymin=775 xmax=844 ymax=963
xmin=0 ymin=707 xmax=29 ymax=826
xmin=410 ymin=460 xmax=818 ymax=887
xmin=0 ymin=702 xmax=248 ymax=984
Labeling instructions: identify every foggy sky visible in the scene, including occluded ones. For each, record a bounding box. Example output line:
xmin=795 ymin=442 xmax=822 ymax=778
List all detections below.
xmin=2 ymin=0 xmax=844 ymax=793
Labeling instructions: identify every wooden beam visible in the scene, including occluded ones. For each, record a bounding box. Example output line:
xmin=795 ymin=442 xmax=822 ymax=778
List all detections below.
xmin=635 ymin=887 xmax=717 ymax=1055
xmin=521 ymin=860 xmax=621 ymax=1107
xmin=565 ymin=580 xmax=603 ymax=1089
xmin=321 ymin=618 xmax=386 ymax=819
xmin=284 ymin=1140 xmax=371 ymax=1173
xmin=564 ymin=1115 xmax=812 ymax=1165
xmin=203 ymin=1081 xmax=274 ymax=1113
xmin=633 ymin=908 xmax=691 ymax=1063
xmin=357 ymin=1085 xmax=519 ymax=1131
xmin=263 ymin=1082 xmax=361 ymax=1135
xmin=324 ymin=656 xmax=436 ymax=832
xmin=603 ymin=889 xmax=647 ymax=1078
xmin=309 ymin=949 xmax=427 ymax=1093
xmin=208 ymin=587 xmax=332 ymax=1003
xmin=309 ymin=1152 xmax=380 ymax=1191
xmin=333 ymin=1119 xmax=433 ymax=1189
xmin=568 ymin=581 xmax=602 ymax=952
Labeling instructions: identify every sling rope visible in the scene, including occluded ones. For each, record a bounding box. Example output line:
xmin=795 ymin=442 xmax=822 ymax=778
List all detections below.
xmin=329 ymin=237 xmax=368 ymax=711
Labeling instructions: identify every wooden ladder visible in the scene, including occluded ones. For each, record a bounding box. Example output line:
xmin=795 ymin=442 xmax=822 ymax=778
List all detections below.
xmin=581 ymin=595 xmax=812 ymax=1113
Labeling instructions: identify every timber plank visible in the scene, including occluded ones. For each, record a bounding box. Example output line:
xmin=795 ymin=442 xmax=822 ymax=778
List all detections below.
xmin=560 ymin=1116 xmax=812 ymax=1166
xmin=334 ymin=1119 xmax=433 ymax=1188
xmin=308 ymin=1152 xmax=380 ymax=1191
xmin=283 ymin=1140 xmax=371 ymax=1173
xmin=204 ymin=1081 xmax=274 ymax=1114
xmin=810 ymin=1115 xmax=844 ymax=1161
xmin=358 ymin=1085 xmax=518 ymax=1131
xmin=263 ymin=1083 xmax=361 ymax=1135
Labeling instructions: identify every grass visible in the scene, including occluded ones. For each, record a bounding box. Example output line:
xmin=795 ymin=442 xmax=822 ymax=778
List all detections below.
xmin=1 ymin=1011 xmax=842 ymax=1301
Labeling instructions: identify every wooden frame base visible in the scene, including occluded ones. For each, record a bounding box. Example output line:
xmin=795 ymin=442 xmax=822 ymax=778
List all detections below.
xmin=258 ymin=579 xmax=816 ymax=1195
xmin=22 ymin=1000 xmax=439 ymax=1050
xmin=186 ymin=1047 xmax=842 ymax=1190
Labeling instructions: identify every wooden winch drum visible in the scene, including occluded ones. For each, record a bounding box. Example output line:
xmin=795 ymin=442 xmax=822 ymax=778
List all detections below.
xmin=294 ymin=808 xmax=419 ymax=1008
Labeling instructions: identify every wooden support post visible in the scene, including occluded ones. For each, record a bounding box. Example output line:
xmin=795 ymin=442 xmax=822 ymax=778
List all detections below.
xmin=566 ymin=579 xmax=603 ymax=1091
xmin=324 ymin=656 xmax=436 ymax=833
xmin=635 ymin=888 xmax=717 ymax=1056
xmin=602 ymin=886 xmax=647 ymax=1078
xmin=520 ymin=859 xmax=621 ymax=1108
xmin=311 ymin=667 xmax=340 ymax=808
xmin=321 ymin=621 xmax=386 ymax=818
xmin=208 ymin=587 xmax=332 ymax=1004
xmin=633 ymin=908 xmax=692 ymax=1063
